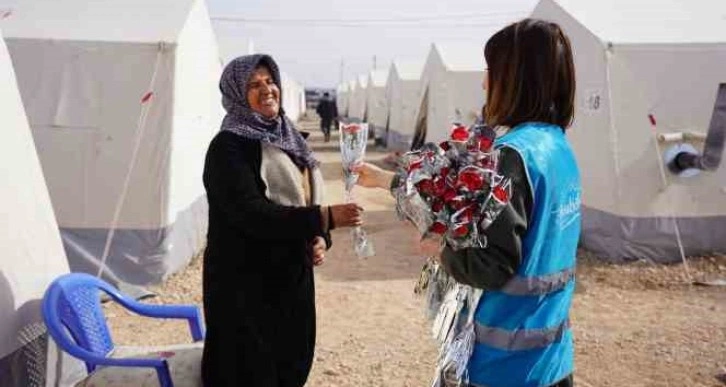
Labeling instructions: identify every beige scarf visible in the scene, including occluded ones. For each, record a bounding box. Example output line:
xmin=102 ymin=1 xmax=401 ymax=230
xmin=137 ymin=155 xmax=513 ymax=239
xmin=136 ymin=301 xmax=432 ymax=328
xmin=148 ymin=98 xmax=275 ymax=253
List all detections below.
xmin=259 ymin=143 xmax=325 ymax=207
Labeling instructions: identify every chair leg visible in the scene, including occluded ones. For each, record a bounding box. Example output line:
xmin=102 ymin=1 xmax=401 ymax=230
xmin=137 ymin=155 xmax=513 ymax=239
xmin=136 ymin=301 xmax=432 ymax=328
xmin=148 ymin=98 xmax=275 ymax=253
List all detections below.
xmin=155 ymin=362 xmax=174 ymax=387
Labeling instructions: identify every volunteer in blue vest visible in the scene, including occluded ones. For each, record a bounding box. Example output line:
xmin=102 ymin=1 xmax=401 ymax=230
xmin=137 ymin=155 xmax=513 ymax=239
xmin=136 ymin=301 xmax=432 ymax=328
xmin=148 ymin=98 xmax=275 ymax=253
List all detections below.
xmin=353 ymin=18 xmax=580 ymax=387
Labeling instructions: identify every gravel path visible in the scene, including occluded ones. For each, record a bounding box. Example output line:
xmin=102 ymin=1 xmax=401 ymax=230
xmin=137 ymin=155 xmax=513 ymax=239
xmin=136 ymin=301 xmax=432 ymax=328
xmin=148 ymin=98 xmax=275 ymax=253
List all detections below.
xmin=105 ymin=114 xmax=726 ymax=387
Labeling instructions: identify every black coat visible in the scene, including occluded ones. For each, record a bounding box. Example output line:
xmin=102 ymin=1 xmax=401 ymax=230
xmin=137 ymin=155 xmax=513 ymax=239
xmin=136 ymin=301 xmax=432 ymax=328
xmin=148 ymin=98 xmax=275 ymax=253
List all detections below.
xmin=201 ymin=131 xmax=327 ymax=387
xmin=315 ymin=98 xmax=337 ymax=122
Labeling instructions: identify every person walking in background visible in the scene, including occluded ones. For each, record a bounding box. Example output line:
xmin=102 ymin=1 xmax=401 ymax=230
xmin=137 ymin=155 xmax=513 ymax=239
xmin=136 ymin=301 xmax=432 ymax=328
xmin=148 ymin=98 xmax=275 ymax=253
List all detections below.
xmin=315 ymin=91 xmax=338 ymax=142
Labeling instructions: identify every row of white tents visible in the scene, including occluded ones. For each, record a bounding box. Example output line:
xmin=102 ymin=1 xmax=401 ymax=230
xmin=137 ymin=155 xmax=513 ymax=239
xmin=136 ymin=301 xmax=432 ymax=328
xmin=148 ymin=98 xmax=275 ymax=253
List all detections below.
xmin=338 ymin=0 xmax=726 ymax=264
xmin=339 ymin=42 xmax=488 ymax=151
xmin=0 ymin=0 xmax=305 ymax=384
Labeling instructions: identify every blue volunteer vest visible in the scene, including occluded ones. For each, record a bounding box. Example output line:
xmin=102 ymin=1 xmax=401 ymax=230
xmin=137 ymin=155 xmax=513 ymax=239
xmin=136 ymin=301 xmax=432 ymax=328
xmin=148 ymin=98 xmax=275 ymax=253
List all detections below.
xmin=468 ymin=123 xmax=581 ymax=387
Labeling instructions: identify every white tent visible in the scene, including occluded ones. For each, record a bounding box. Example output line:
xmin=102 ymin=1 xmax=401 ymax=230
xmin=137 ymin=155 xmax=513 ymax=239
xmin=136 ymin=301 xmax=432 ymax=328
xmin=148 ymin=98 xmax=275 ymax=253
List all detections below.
xmin=294 ymin=76 xmax=308 ymax=121
xmin=532 ymin=0 xmax=726 ymax=262
xmin=337 ymin=83 xmax=349 ymax=118
xmin=212 ymin=23 xmax=255 ymax=66
xmin=345 ymin=80 xmax=357 ymax=119
xmin=348 ymin=75 xmax=369 ymax=122
xmin=366 ymin=69 xmax=389 ymax=143
xmin=385 ymin=60 xmax=424 ymax=152
xmin=0 ymin=26 xmax=71 ymax=386
xmin=281 ymin=72 xmax=306 ymax=122
xmin=1 ymin=0 xmax=223 ymax=285
xmin=412 ymin=43 xmax=486 ymax=147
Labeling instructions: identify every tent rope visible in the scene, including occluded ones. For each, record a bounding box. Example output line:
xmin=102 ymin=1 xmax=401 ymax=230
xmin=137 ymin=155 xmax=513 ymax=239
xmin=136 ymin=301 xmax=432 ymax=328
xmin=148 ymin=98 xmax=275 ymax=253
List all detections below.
xmin=96 ymin=43 xmax=166 ymax=279
xmin=649 ymin=114 xmax=693 ymax=282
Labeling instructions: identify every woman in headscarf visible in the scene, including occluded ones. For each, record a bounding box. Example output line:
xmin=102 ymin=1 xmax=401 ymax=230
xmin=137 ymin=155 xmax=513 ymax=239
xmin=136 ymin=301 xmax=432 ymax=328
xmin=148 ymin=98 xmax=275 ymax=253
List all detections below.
xmin=201 ymin=54 xmax=363 ymax=387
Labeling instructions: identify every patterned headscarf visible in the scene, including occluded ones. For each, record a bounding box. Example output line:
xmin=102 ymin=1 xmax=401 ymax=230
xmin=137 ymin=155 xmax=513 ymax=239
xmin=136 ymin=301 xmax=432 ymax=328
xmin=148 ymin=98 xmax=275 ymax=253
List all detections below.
xmin=220 ymin=54 xmax=318 ymax=169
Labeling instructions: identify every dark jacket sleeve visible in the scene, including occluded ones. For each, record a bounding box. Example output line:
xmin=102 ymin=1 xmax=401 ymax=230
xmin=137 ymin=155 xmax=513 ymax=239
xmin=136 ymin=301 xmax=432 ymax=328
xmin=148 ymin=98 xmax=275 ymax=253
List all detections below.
xmin=203 ymin=132 xmax=326 ymax=242
xmin=323 ymin=232 xmax=333 ymax=250
xmin=439 ymin=147 xmax=532 ymax=290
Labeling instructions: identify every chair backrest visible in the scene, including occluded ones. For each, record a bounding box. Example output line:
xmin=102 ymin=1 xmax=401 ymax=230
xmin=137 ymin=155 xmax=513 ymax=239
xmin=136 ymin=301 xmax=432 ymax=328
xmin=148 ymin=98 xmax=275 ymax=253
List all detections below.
xmin=42 ymin=273 xmax=116 ymax=371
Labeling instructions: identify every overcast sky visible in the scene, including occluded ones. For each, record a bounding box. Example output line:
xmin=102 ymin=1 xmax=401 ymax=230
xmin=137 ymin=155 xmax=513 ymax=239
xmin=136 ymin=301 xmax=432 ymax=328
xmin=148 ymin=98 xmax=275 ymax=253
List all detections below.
xmin=206 ymin=0 xmax=537 ymax=88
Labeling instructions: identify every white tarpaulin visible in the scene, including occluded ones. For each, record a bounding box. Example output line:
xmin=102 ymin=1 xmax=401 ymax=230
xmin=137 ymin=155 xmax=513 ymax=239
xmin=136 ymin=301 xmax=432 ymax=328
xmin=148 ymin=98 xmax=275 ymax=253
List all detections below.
xmin=1 ymin=0 xmax=224 ymax=285
xmin=346 ymin=80 xmax=357 ymax=119
xmin=385 ymin=60 xmax=424 ymax=152
xmin=281 ymin=72 xmax=306 ymax=122
xmin=533 ymin=0 xmax=726 ymax=262
xmin=0 ymin=26 xmax=71 ymax=386
xmin=412 ymin=43 xmax=486 ymax=147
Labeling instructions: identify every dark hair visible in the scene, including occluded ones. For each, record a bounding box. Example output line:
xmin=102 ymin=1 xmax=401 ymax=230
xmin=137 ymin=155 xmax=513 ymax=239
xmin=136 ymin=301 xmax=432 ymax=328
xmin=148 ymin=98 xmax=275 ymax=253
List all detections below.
xmin=483 ymin=18 xmax=575 ymax=130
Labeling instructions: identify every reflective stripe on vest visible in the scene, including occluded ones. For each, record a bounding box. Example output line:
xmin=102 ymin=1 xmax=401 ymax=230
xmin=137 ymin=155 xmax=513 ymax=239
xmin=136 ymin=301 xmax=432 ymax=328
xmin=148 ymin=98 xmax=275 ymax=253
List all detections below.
xmin=475 ymin=318 xmax=570 ymax=351
xmin=500 ymin=268 xmax=574 ymax=296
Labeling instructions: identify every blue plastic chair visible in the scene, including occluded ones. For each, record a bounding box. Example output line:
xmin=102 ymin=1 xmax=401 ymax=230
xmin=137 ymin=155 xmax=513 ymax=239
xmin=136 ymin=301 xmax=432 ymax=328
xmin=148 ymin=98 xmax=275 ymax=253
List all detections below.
xmin=42 ymin=273 xmax=204 ymax=387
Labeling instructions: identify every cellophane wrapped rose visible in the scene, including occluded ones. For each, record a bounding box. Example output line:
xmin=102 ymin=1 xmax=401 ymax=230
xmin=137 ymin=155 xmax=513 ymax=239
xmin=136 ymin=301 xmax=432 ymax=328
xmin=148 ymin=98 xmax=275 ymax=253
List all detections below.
xmin=339 ymin=122 xmax=375 ymax=258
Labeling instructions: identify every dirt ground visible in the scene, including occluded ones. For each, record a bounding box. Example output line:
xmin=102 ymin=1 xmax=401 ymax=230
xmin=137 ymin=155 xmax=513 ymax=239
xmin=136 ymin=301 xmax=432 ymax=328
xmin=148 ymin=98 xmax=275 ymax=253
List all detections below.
xmin=105 ymin=115 xmax=726 ymax=387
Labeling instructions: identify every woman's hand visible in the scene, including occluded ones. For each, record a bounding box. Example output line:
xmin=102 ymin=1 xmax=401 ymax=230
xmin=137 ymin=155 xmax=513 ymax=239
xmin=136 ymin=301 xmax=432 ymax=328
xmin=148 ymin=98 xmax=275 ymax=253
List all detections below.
xmin=310 ymin=236 xmax=327 ymax=266
xmin=350 ymin=162 xmax=395 ymax=189
xmin=329 ymin=203 xmax=364 ymax=228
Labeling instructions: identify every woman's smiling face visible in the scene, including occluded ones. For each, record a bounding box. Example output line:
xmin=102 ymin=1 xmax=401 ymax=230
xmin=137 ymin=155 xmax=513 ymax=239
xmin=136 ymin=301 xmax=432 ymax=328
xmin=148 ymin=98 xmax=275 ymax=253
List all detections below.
xmin=247 ymin=65 xmax=280 ymax=118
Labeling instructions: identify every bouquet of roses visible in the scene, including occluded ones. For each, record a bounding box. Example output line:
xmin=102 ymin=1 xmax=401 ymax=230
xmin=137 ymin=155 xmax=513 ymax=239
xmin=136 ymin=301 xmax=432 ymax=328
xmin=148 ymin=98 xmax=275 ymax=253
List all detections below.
xmin=393 ymin=123 xmax=512 ymax=250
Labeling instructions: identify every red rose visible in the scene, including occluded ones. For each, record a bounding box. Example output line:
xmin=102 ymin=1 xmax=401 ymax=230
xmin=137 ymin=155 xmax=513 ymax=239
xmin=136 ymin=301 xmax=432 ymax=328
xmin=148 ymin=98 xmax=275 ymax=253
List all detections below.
xmin=407 ymin=159 xmax=423 ymax=172
xmin=480 ymin=159 xmax=496 ymax=171
xmin=478 ymin=137 xmax=493 ymax=152
xmin=442 ymin=189 xmax=457 ymax=202
xmin=451 ymin=125 xmax=469 ymax=142
xmin=458 ymin=206 xmax=475 ymax=223
xmin=457 ymin=170 xmax=484 ymax=191
xmin=453 ymin=224 xmax=469 ymax=237
xmin=433 ymin=176 xmax=447 ymax=196
xmin=430 ymin=221 xmax=447 ymax=235
xmin=431 ymin=199 xmax=445 ymax=213
xmin=439 ymin=141 xmax=451 ymax=151
xmin=493 ymin=185 xmax=509 ymax=202
xmin=439 ymin=167 xmax=450 ymax=178
xmin=344 ymin=124 xmax=360 ymax=134
xmin=415 ymin=179 xmax=434 ymax=195
xmin=449 ymin=197 xmax=470 ymax=211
